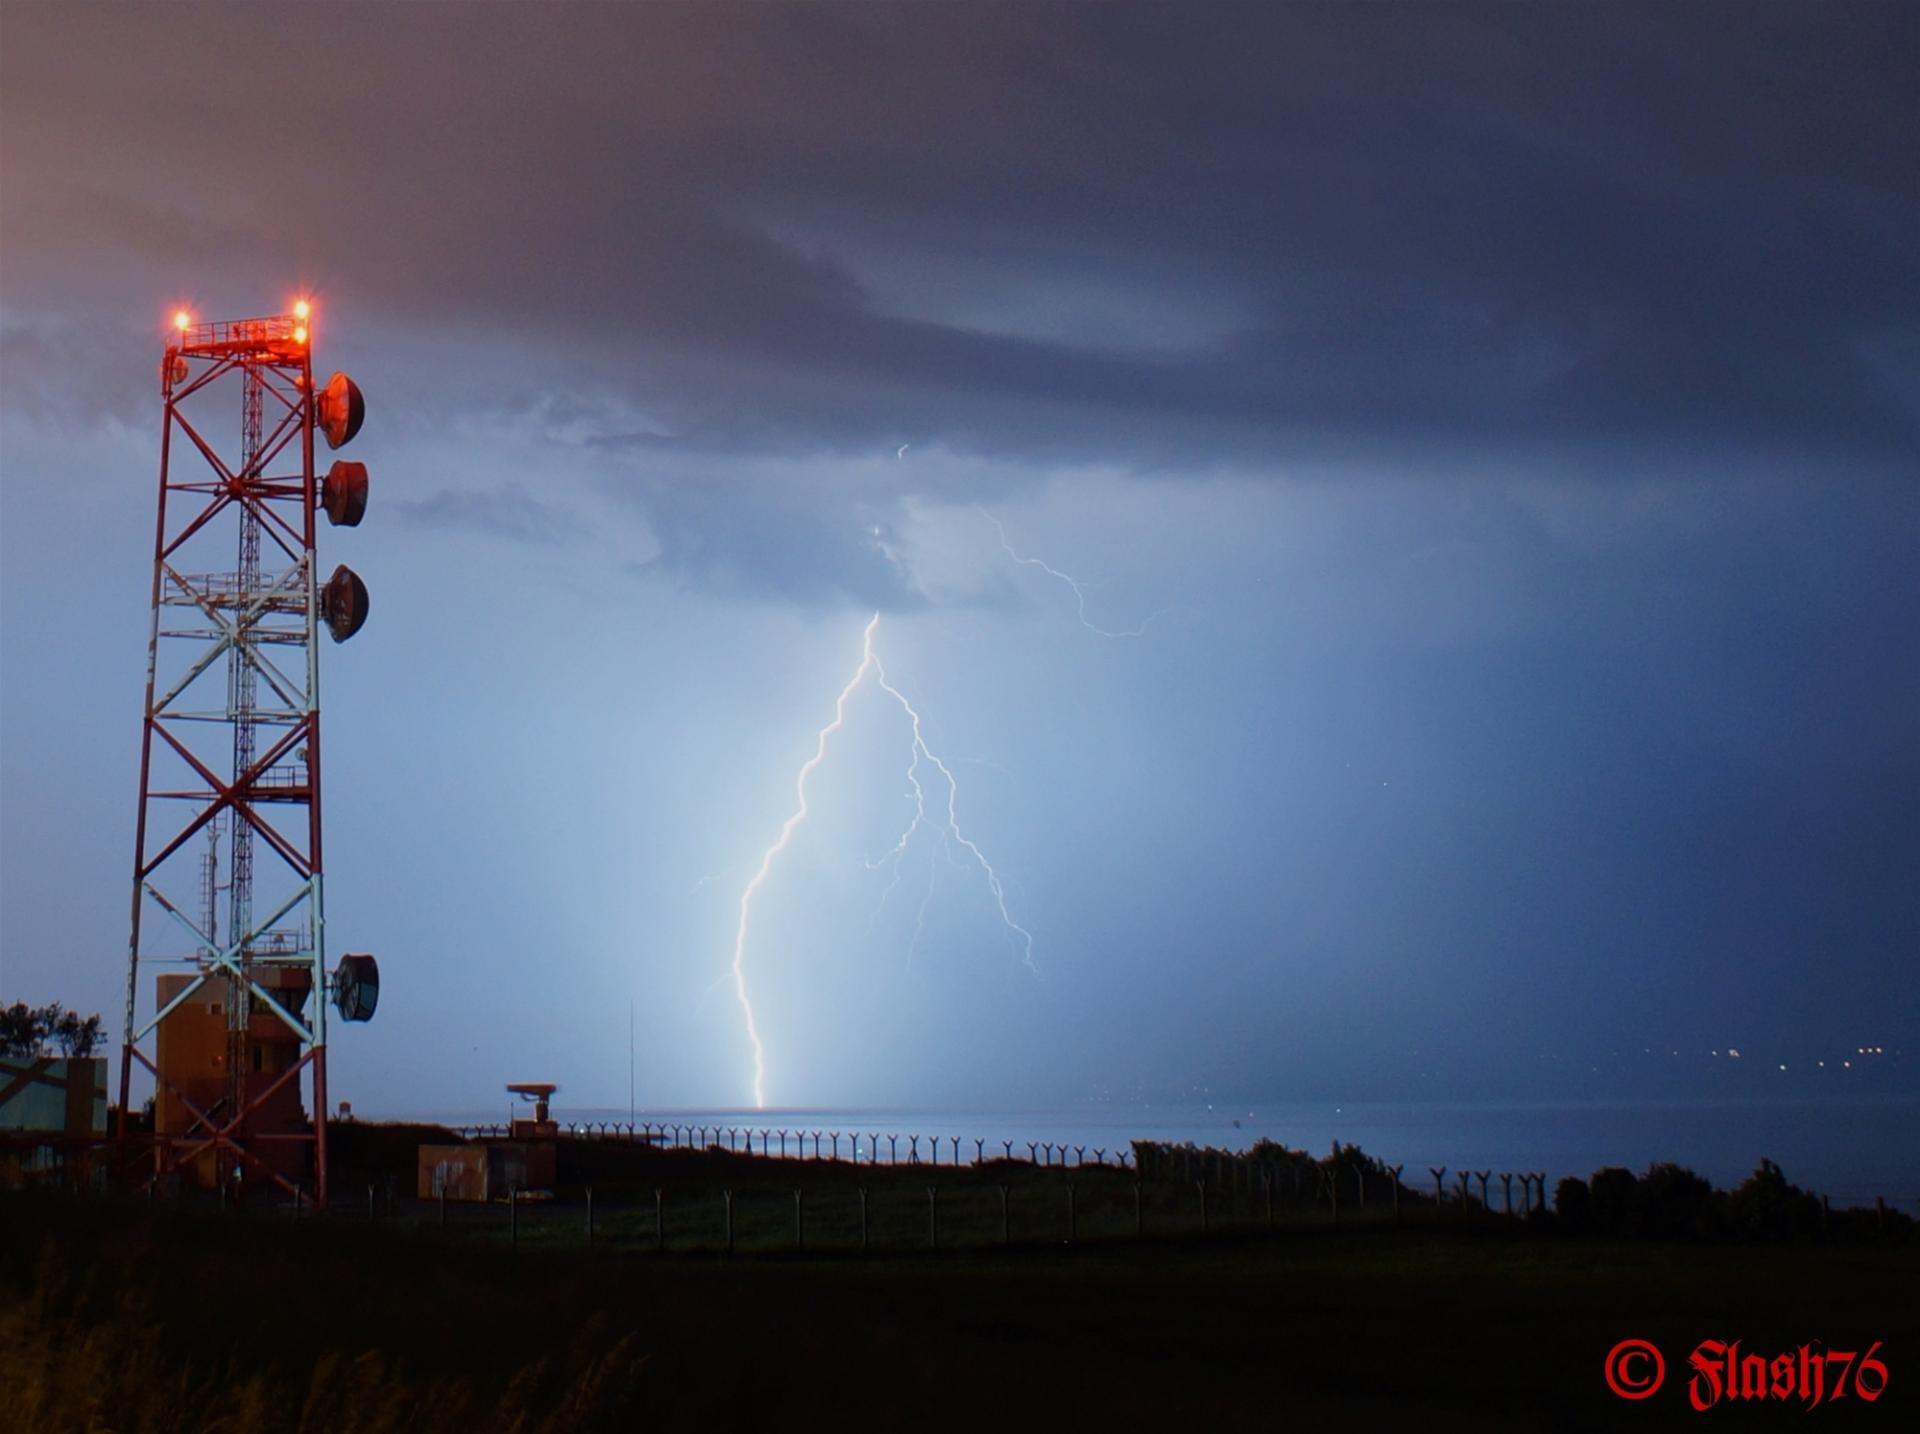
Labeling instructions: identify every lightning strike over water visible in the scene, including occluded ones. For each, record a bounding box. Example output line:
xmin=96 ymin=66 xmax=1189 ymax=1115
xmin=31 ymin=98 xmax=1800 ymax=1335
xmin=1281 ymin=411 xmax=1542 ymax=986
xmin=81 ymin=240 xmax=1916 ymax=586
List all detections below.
xmin=730 ymin=613 xmax=1033 ymax=1109
xmin=981 ymin=507 xmax=1170 ymax=638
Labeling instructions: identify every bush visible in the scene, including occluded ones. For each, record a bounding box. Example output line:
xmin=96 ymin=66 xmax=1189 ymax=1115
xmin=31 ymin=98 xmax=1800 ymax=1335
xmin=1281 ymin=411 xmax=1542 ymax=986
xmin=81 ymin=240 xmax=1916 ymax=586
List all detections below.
xmin=1635 ymin=1162 xmax=1720 ymax=1240
xmin=1727 ymin=1159 xmax=1823 ymax=1242
xmin=1553 ymin=1175 xmax=1591 ymax=1232
xmin=1586 ymin=1167 xmax=1637 ymax=1236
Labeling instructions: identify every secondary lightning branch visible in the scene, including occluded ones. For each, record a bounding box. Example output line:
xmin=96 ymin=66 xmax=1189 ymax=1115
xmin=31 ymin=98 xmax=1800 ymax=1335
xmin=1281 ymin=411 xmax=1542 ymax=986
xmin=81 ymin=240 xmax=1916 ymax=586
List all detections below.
xmin=981 ymin=507 xmax=1169 ymax=638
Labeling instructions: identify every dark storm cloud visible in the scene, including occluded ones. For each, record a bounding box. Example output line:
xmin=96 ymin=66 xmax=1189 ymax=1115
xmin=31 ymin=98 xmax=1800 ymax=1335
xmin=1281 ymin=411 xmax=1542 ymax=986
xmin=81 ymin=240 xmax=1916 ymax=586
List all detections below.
xmin=618 ymin=472 xmax=926 ymax=609
xmin=388 ymin=486 xmax=589 ymax=546
xmin=3 ymin=1 xmax=1915 ymax=464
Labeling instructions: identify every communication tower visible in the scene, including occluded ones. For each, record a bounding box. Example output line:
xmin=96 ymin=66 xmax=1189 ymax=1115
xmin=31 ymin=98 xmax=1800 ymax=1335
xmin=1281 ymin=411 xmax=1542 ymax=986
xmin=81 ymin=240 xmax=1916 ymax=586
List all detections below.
xmin=118 ymin=302 xmax=380 ymax=1208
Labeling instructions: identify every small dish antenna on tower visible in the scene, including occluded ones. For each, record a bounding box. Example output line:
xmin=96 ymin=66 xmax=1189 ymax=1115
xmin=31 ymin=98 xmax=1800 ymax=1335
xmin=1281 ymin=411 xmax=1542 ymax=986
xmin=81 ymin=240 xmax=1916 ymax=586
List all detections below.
xmin=332 ymin=952 xmax=380 ymax=1022
xmin=316 ymin=372 xmax=365 ymax=449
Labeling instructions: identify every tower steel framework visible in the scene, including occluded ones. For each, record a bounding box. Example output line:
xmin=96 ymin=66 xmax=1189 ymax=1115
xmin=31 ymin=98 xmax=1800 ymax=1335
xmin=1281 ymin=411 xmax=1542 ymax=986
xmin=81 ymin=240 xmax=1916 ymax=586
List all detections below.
xmin=119 ymin=306 xmax=371 ymax=1208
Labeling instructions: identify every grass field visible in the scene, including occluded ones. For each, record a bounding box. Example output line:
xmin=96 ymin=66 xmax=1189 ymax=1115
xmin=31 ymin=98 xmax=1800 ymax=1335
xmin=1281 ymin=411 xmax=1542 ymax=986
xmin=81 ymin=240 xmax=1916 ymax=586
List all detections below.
xmin=4 ymin=1141 xmax=1914 ymax=1432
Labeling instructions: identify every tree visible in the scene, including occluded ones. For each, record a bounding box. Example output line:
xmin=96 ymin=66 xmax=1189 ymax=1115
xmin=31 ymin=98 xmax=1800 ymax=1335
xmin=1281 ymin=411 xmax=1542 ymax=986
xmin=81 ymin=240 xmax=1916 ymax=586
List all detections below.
xmin=52 ymin=1009 xmax=103 ymax=1057
xmin=1 ymin=1000 xmax=49 ymax=1056
xmin=0 ymin=1000 xmax=104 ymax=1058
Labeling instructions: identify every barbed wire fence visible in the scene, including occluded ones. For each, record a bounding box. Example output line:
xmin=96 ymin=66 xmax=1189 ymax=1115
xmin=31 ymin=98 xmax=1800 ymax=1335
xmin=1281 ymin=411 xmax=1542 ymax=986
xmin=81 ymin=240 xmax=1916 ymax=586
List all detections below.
xmin=381 ymin=1125 xmax=1920 ymax=1254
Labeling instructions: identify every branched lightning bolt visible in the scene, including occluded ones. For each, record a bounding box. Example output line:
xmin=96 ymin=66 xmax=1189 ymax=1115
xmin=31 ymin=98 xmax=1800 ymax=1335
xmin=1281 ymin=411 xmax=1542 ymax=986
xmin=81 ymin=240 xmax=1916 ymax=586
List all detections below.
xmin=980 ymin=507 xmax=1169 ymax=638
xmin=731 ymin=613 xmax=1032 ymax=1109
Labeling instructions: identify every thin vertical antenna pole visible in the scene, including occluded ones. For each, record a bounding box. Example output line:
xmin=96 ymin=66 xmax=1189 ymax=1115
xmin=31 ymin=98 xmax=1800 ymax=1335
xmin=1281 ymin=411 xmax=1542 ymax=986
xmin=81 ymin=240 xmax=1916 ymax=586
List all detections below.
xmin=302 ymin=338 xmax=330 ymax=1210
xmin=224 ymin=360 xmax=265 ymax=1192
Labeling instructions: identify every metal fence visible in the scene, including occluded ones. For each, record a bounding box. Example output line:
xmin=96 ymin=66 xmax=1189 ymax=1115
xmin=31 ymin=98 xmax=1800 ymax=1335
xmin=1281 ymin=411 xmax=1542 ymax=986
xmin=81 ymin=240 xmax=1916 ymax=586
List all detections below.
xmin=452 ymin=1121 xmax=1143 ymax=1169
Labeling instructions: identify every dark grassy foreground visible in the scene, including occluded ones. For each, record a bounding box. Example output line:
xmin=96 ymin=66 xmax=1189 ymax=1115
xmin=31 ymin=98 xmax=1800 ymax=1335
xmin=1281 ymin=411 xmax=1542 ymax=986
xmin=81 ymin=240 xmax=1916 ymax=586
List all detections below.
xmin=4 ymin=1178 xmax=1914 ymax=1433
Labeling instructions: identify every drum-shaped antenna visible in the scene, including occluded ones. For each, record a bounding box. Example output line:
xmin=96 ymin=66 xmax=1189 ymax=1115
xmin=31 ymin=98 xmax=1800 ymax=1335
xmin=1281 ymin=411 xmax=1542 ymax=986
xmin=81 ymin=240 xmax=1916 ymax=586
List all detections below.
xmin=322 ymin=564 xmax=370 ymax=642
xmin=333 ymin=952 xmax=380 ymax=1023
xmin=316 ymin=371 xmax=366 ymax=449
xmin=321 ymin=460 xmax=369 ymax=527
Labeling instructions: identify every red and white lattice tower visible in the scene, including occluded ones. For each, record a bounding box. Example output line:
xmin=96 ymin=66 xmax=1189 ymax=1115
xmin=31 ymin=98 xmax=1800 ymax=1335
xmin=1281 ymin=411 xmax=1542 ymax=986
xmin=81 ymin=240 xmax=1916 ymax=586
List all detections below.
xmin=118 ymin=302 xmax=378 ymax=1209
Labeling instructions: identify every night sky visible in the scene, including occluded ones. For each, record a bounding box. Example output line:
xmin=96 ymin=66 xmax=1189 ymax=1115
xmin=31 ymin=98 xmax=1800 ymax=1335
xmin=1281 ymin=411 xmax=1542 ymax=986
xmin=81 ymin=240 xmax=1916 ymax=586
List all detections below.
xmin=1 ymin=2 xmax=1913 ymax=1114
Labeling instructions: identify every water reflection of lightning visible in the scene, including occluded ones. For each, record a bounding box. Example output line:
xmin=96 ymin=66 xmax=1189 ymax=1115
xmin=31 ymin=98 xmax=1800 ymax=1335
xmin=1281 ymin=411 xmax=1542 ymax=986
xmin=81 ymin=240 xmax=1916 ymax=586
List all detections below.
xmin=730 ymin=612 xmax=1032 ymax=1109
xmin=981 ymin=507 xmax=1168 ymax=638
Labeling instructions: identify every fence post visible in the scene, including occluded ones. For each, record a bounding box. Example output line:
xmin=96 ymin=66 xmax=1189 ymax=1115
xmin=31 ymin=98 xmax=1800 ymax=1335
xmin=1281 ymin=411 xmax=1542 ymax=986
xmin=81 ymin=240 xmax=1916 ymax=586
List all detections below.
xmin=1389 ymin=1166 xmax=1403 ymax=1222
xmin=1328 ymin=1167 xmax=1338 ymax=1224
xmin=1000 ymin=1184 xmax=1011 ymax=1246
xmin=1501 ymin=1172 xmax=1513 ymax=1217
xmin=858 ymin=1186 xmax=869 ymax=1251
xmin=927 ymin=1185 xmax=938 ymax=1250
xmin=794 ymin=1188 xmax=804 ymax=1250
xmin=1134 ymin=1181 xmax=1143 ymax=1238
xmin=509 ymin=1186 xmax=518 ymax=1252
xmin=1354 ymin=1166 xmax=1366 ymax=1211
xmin=654 ymin=1188 xmax=664 ymax=1252
xmin=1476 ymin=1171 xmax=1491 ymax=1212
xmin=1198 ymin=1180 xmax=1208 ymax=1233
xmin=723 ymin=1189 xmax=733 ymax=1256
xmin=368 ymin=1183 xmax=376 ymax=1222
xmin=1264 ymin=1174 xmax=1274 ymax=1230
xmin=586 ymin=1185 xmax=595 ymax=1248
xmin=1431 ymin=1167 xmax=1447 ymax=1207
xmin=1066 ymin=1182 xmax=1076 ymax=1244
